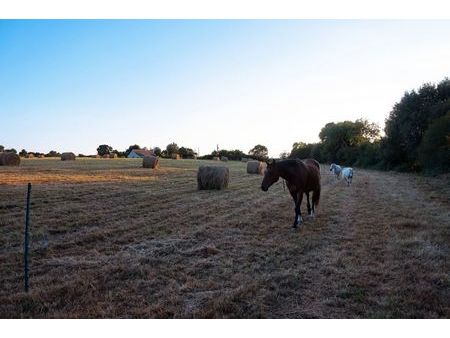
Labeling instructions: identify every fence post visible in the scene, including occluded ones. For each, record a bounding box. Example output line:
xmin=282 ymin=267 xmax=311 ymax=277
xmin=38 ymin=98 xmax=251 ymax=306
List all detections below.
xmin=24 ymin=182 xmax=31 ymax=292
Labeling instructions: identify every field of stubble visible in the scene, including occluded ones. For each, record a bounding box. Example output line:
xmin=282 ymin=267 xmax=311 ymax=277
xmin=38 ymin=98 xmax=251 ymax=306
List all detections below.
xmin=0 ymin=158 xmax=448 ymax=318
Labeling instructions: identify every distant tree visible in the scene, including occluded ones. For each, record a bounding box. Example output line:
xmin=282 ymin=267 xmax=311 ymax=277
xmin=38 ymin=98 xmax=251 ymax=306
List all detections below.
xmin=0 ymin=145 xmax=4 ymax=152
xmin=179 ymin=147 xmax=196 ymax=159
xmin=290 ymin=142 xmax=313 ymax=159
xmin=19 ymin=149 xmax=28 ymax=157
xmin=45 ymin=150 xmax=60 ymax=157
xmin=153 ymin=147 xmax=162 ymax=156
xmin=319 ymin=119 xmax=380 ymax=164
xmin=97 ymin=144 xmax=113 ymax=156
xmin=5 ymin=148 xmax=17 ymax=154
xmin=161 ymin=150 xmax=168 ymax=158
xmin=279 ymin=151 xmax=289 ymax=159
xmin=125 ymin=144 xmax=141 ymax=157
xmin=166 ymin=143 xmax=179 ymax=157
xmin=249 ymin=144 xmax=268 ymax=161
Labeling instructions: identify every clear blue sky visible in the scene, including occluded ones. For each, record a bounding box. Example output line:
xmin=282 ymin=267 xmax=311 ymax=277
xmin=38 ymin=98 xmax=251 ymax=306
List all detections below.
xmin=1 ymin=20 xmax=449 ymax=156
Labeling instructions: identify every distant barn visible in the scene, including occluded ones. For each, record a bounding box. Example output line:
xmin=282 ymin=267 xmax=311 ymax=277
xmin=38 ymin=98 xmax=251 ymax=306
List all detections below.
xmin=127 ymin=149 xmax=154 ymax=159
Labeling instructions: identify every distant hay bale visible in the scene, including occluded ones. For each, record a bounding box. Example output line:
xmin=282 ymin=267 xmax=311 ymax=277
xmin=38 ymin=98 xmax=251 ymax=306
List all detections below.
xmin=197 ymin=166 xmax=229 ymax=190
xmin=0 ymin=152 xmax=21 ymax=166
xmin=38 ymin=154 xmax=45 ymax=158
xmin=221 ymin=156 xmax=228 ymax=162
xmin=102 ymin=154 xmax=109 ymax=159
xmin=213 ymin=156 xmax=220 ymax=161
xmin=143 ymin=156 xmax=159 ymax=169
xmin=247 ymin=160 xmax=264 ymax=175
xmin=26 ymin=153 xmax=34 ymax=158
xmin=109 ymin=153 xmax=118 ymax=159
xmin=171 ymin=153 xmax=181 ymax=160
xmin=61 ymin=152 xmax=76 ymax=161
xmin=241 ymin=157 xmax=249 ymax=162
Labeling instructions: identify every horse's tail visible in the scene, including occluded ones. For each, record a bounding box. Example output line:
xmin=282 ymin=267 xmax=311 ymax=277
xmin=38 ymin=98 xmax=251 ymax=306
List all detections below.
xmin=313 ymin=186 xmax=321 ymax=207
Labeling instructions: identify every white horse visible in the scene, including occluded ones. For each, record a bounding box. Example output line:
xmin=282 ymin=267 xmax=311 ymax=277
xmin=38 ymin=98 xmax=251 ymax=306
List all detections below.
xmin=330 ymin=163 xmax=353 ymax=186
xmin=329 ymin=163 xmax=342 ymax=179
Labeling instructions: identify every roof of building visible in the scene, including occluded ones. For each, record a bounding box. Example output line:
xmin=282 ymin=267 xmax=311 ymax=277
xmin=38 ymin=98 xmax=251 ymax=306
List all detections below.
xmin=129 ymin=149 xmax=154 ymax=157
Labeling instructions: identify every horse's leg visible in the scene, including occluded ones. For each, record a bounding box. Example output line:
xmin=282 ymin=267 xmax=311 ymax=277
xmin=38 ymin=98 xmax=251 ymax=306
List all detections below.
xmin=288 ymin=189 xmax=299 ymax=228
xmin=293 ymin=191 xmax=304 ymax=228
xmin=306 ymin=192 xmax=312 ymax=216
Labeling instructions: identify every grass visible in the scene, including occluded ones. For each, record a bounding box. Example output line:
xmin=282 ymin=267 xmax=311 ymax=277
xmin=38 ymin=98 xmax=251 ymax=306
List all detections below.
xmin=0 ymin=158 xmax=448 ymax=318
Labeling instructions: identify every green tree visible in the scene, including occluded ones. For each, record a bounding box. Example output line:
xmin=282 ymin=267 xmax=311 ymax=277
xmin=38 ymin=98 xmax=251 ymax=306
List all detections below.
xmin=153 ymin=147 xmax=162 ymax=156
xmin=319 ymin=119 xmax=380 ymax=164
xmin=249 ymin=144 xmax=268 ymax=161
xmin=290 ymin=142 xmax=313 ymax=159
xmin=45 ymin=150 xmax=60 ymax=157
xmin=97 ymin=144 xmax=113 ymax=156
xmin=166 ymin=143 xmax=179 ymax=157
xmin=0 ymin=145 xmax=4 ymax=152
xmin=19 ymin=149 xmax=28 ymax=157
xmin=418 ymin=112 xmax=450 ymax=174
xmin=382 ymin=78 xmax=450 ymax=170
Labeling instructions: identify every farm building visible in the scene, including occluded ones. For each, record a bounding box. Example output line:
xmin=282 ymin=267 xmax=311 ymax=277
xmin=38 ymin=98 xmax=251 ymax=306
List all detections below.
xmin=127 ymin=149 xmax=154 ymax=158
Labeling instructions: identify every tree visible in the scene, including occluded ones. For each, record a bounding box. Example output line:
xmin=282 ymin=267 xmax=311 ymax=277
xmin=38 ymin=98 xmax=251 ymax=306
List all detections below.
xmin=0 ymin=145 xmax=4 ymax=152
xmin=382 ymin=78 xmax=450 ymax=170
xmin=290 ymin=142 xmax=313 ymax=159
xmin=249 ymin=144 xmax=268 ymax=161
xmin=45 ymin=150 xmax=60 ymax=157
xmin=125 ymin=144 xmax=141 ymax=157
xmin=319 ymin=119 xmax=380 ymax=164
xmin=5 ymin=148 xmax=17 ymax=154
xmin=279 ymin=151 xmax=290 ymax=159
xmin=418 ymin=112 xmax=450 ymax=174
xmin=19 ymin=149 xmax=28 ymax=157
xmin=153 ymin=147 xmax=162 ymax=156
xmin=97 ymin=144 xmax=113 ymax=156
xmin=179 ymin=147 xmax=196 ymax=159
xmin=166 ymin=143 xmax=179 ymax=157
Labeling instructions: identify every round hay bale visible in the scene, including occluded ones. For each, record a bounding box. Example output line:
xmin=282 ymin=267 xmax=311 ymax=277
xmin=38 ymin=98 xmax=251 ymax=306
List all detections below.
xmin=61 ymin=152 xmax=76 ymax=161
xmin=109 ymin=153 xmax=118 ymax=159
xmin=26 ymin=153 xmax=34 ymax=159
xmin=220 ymin=156 xmax=228 ymax=162
xmin=247 ymin=160 xmax=264 ymax=174
xmin=212 ymin=156 xmax=220 ymax=161
xmin=143 ymin=155 xmax=159 ymax=169
xmin=38 ymin=154 xmax=45 ymax=158
xmin=0 ymin=152 xmax=21 ymax=166
xmin=197 ymin=166 xmax=229 ymax=190
xmin=171 ymin=153 xmax=181 ymax=160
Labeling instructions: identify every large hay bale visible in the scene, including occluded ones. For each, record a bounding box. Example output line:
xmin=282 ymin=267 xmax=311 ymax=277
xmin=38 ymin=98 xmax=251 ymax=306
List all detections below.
xmin=143 ymin=156 xmax=159 ymax=169
xmin=109 ymin=153 xmax=118 ymax=159
xmin=221 ymin=156 xmax=228 ymax=162
xmin=212 ymin=156 xmax=220 ymax=161
xmin=0 ymin=152 xmax=21 ymax=166
xmin=61 ymin=152 xmax=76 ymax=161
xmin=26 ymin=153 xmax=34 ymax=158
xmin=197 ymin=166 xmax=229 ymax=190
xmin=171 ymin=153 xmax=181 ymax=160
xmin=102 ymin=154 xmax=109 ymax=159
xmin=247 ymin=160 xmax=264 ymax=174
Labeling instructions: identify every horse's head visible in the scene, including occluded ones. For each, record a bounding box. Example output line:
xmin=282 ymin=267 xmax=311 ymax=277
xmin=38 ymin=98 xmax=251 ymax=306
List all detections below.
xmin=261 ymin=159 xmax=280 ymax=191
xmin=329 ymin=163 xmax=335 ymax=172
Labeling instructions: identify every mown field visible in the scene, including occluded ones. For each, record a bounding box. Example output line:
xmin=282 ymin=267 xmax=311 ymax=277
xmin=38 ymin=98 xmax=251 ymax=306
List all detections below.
xmin=0 ymin=158 xmax=449 ymax=318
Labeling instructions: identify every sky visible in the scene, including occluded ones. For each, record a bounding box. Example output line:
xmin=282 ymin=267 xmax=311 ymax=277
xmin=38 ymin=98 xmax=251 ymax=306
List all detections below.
xmin=1 ymin=20 xmax=449 ymax=157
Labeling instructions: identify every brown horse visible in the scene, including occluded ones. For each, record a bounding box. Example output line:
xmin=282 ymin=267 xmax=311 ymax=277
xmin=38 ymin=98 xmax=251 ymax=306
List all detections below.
xmin=261 ymin=158 xmax=321 ymax=228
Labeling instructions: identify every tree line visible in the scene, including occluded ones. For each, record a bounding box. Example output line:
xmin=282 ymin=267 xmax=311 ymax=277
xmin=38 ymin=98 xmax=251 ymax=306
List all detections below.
xmin=288 ymin=78 xmax=449 ymax=175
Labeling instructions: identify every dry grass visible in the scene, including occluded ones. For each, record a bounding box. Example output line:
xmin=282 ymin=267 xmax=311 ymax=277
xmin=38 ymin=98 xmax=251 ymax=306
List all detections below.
xmin=0 ymin=158 xmax=448 ymax=318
